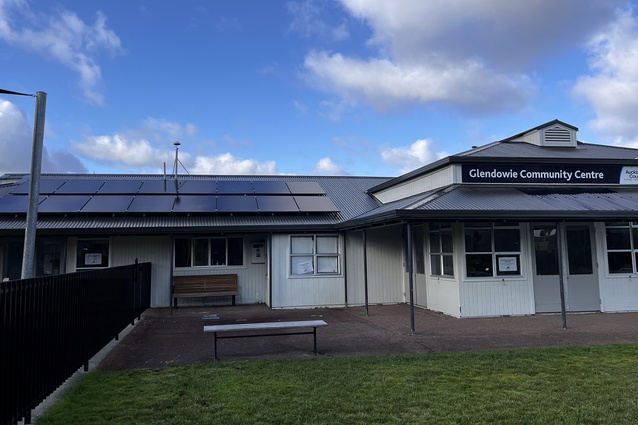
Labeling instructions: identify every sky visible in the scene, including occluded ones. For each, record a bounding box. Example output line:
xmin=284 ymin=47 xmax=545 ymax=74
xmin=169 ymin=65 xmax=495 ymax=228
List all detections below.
xmin=2 ymin=0 xmax=638 ymax=178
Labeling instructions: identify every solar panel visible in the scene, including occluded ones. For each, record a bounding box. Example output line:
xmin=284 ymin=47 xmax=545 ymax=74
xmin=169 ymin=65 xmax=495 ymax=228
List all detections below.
xmin=217 ymin=195 xmax=258 ymax=212
xmin=286 ymin=181 xmax=325 ymax=195
xmin=217 ymin=181 xmax=253 ymax=194
xmin=256 ymin=195 xmax=299 ymax=212
xmin=81 ymin=196 xmax=134 ymax=213
xmin=253 ymin=181 xmax=290 ymax=194
xmin=294 ymin=195 xmax=339 ymax=212
xmin=172 ymin=195 xmax=216 ymax=213
xmin=38 ymin=195 xmax=91 ymax=213
xmin=12 ymin=179 xmax=66 ymax=194
xmin=0 ymin=195 xmax=33 ymax=213
xmin=127 ymin=195 xmax=176 ymax=212
xmin=176 ymin=180 xmax=216 ymax=194
xmin=55 ymin=180 xmax=105 ymax=194
xmin=99 ymin=180 xmax=143 ymax=194
xmin=138 ymin=180 xmax=172 ymax=194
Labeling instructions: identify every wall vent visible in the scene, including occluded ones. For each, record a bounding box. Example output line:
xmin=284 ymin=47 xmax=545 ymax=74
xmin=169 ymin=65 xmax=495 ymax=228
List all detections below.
xmin=540 ymin=125 xmax=576 ymax=147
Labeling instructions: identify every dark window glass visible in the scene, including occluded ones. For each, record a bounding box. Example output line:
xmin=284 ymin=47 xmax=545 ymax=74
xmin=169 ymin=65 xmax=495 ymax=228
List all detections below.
xmin=606 ymin=227 xmax=631 ymax=250
xmin=210 ymin=239 xmax=226 ymax=266
xmin=608 ymin=252 xmax=633 ymax=274
xmin=465 ymin=228 xmax=492 ymax=252
xmin=174 ymin=238 xmax=191 ymax=268
xmin=77 ymin=239 xmax=109 ymax=268
xmin=443 ymin=255 xmax=454 ymax=276
xmin=430 ymin=254 xmax=442 ymax=275
xmin=228 ymin=238 xmax=243 ymax=266
xmin=494 ymin=228 xmax=520 ymax=252
xmin=534 ymin=225 xmax=559 ymax=275
xmin=466 ymin=254 xmax=492 ymax=277
xmin=193 ymin=239 xmax=209 ymax=266
xmin=566 ymin=227 xmax=593 ymax=275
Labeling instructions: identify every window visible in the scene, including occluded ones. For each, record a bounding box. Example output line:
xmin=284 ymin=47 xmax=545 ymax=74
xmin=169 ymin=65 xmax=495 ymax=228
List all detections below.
xmin=605 ymin=222 xmax=638 ymax=274
xmin=464 ymin=223 xmax=520 ymax=277
xmin=174 ymin=237 xmax=243 ymax=267
xmin=291 ymin=235 xmax=340 ymax=276
xmin=77 ymin=239 xmax=109 ymax=269
xmin=429 ymin=223 xmax=454 ymax=277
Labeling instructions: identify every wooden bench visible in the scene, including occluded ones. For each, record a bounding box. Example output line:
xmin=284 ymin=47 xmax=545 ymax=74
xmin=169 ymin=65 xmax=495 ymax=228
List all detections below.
xmin=172 ymin=274 xmax=238 ymax=308
xmin=203 ymin=320 xmax=328 ymax=360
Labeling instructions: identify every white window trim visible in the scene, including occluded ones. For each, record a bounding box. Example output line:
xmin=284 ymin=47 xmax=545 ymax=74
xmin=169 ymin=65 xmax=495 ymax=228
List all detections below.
xmin=289 ymin=234 xmax=341 ymax=277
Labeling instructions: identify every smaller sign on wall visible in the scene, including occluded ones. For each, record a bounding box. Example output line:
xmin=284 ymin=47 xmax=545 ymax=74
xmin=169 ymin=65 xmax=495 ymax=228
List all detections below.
xmin=619 ymin=166 xmax=638 ymax=184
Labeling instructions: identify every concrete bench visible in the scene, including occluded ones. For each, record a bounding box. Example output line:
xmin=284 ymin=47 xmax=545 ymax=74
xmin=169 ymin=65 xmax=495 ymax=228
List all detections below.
xmin=172 ymin=274 xmax=238 ymax=308
xmin=203 ymin=320 xmax=328 ymax=360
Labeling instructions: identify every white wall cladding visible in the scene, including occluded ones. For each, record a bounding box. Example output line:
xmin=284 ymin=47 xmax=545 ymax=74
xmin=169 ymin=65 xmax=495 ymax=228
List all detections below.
xmin=374 ymin=166 xmax=455 ymax=204
xmin=111 ymin=236 xmax=171 ymax=308
xmin=345 ymin=230 xmax=366 ymax=305
xmin=172 ymin=235 xmax=269 ymax=307
xmin=271 ymin=234 xmax=346 ymax=308
xmin=426 ymin=278 xmax=460 ymax=317
xmin=365 ymin=225 xmax=405 ymax=304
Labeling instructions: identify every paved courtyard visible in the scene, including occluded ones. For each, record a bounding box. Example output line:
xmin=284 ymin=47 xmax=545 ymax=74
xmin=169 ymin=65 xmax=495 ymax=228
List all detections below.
xmin=98 ymin=304 xmax=638 ymax=370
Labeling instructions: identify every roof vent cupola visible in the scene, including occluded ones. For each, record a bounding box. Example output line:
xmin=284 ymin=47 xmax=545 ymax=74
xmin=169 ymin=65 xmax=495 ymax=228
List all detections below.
xmin=511 ymin=120 xmax=578 ymax=148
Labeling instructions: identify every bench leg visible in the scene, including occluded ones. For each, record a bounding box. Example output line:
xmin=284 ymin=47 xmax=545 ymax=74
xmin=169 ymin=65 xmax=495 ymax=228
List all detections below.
xmin=313 ymin=327 xmax=317 ymax=355
xmin=214 ymin=332 xmax=219 ymax=361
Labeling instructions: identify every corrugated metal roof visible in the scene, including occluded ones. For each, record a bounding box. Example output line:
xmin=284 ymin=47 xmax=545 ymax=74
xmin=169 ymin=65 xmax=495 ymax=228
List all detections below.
xmin=0 ymin=174 xmax=390 ymax=232
xmin=340 ymin=185 xmax=638 ymax=227
xmin=460 ymin=141 xmax=638 ymax=160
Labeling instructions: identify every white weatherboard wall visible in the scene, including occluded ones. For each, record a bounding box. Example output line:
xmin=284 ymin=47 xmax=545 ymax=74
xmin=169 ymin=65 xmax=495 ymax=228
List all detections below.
xmin=271 ymin=234 xmax=345 ymax=308
xmin=364 ymin=225 xmax=405 ymax=304
xmin=373 ymin=166 xmax=455 ymax=204
xmin=172 ymin=235 xmax=269 ymax=307
xmin=458 ymin=224 xmax=535 ymax=317
xmin=345 ymin=230 xmax=366 ymax=306
xmin=110 ymin=235 xmax=171 ymax=308
xmin=596 ymin=222 xmax=638 ymax=312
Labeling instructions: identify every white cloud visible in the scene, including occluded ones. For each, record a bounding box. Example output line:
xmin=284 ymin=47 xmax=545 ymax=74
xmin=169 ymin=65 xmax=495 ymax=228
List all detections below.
xmin=573 ymin=7 xmax=638 ymax=145
xmin=287 ymin=0 xmax=349 ymax=41
xmin=380 ymin=138 xmax=447 ymax=173
xmin=0 ymin=0 xmax=123 ymax=105
xmin=191 ymin=153 xmax=276 ymax=175
xmin=311 ymin=157 xmax=347 ymax=175
xmin=302 ymin=0 xmax=620 ymax=114
xmin=0 ymin=99 xmax=87 ymax=174
xmin=71 ymin=118 xmax=278 ymax=174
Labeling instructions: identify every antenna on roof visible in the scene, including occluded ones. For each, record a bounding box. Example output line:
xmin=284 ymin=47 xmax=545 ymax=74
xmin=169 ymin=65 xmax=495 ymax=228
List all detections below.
xmin=172 ymin=141 xmax=190 ymax=195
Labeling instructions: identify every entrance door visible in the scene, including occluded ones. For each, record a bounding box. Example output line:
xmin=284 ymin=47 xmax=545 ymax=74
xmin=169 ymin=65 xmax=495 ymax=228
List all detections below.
xmin=532 ymin=223 xmax=599 ymax=313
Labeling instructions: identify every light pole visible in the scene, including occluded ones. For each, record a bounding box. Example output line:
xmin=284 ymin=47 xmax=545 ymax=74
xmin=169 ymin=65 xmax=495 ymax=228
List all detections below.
xmin=0 ymin=88 xmax=47 ymax=279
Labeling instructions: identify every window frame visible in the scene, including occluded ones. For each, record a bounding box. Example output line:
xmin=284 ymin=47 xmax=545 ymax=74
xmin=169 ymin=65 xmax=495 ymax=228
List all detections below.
xmin=464 ymin=222 xmax=521 ymax=278
xmin=290 ymin=234 xmax=341 ymax=277
xmin=605 ymin=222 xmax=638 ymax=274
xmin=173 ymin=236 xmax=244 ymax=268
xmin=428 ymin=223 xmax=454 ymax=278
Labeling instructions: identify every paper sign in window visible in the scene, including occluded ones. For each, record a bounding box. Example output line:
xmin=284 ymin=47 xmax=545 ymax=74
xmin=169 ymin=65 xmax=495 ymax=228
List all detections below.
xmin=498 ymin=256 xmax=517 ymax=272
xmin=84 ymin=253 xmax=102 ymax=265
xmin=297 ymin=260 xmax=314 ymax=274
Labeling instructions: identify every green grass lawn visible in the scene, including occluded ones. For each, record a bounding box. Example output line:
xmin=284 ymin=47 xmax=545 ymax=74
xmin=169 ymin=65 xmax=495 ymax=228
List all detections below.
xmin=38 ymin=344 xmax=638 ymax=425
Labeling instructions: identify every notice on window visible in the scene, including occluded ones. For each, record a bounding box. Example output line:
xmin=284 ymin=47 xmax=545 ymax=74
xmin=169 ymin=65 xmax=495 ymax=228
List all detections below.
xmin=498 ymin=256 xmax=517 ymax=273
xmin=85 ymin=253 xmax=102 ymax=265
xmin=297 ymin=260 xmax=314 ymax=274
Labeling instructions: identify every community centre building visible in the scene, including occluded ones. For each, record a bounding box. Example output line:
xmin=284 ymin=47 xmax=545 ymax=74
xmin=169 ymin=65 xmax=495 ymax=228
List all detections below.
xmin=2 ymin=119 xmax=638 ymax=318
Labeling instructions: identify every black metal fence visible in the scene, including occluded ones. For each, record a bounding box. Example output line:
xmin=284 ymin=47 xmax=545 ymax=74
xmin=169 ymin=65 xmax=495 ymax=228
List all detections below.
xmin=0 ymin=261 xmax=151 ymax=425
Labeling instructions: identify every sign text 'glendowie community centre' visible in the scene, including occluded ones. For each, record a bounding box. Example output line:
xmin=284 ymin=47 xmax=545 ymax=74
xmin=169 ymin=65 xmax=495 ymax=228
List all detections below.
xmin=461 ymin=164 xmax=638 ymax=184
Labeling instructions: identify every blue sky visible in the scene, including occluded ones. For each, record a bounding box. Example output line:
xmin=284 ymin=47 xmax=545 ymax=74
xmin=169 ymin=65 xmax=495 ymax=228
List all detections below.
xmin=1 ymin=0 xmax=638 ymax=177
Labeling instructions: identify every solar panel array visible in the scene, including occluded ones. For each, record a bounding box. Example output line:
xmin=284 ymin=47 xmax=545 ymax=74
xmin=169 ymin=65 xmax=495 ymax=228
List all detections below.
xmin=0 ymin=178 xmax=339 ymax=214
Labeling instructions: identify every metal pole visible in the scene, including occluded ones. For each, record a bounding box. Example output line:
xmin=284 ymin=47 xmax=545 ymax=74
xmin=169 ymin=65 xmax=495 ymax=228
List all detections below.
xmin=21 ymin=91 xmax=46 ymax=279
xmin=407 ymin=222 xmax=415 ymax=335
xmin=363 ymin=229 xmax=369 ymax=316
xmin=556 ymin=221 xmax=568 ymax=329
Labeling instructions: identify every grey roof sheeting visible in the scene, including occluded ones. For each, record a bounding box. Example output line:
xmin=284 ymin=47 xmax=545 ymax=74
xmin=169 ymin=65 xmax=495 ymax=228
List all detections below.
xmin=342 ymin=185 xmax=638 ymax=227
xmin=0 ymin=174 xmax=389 ymax=232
